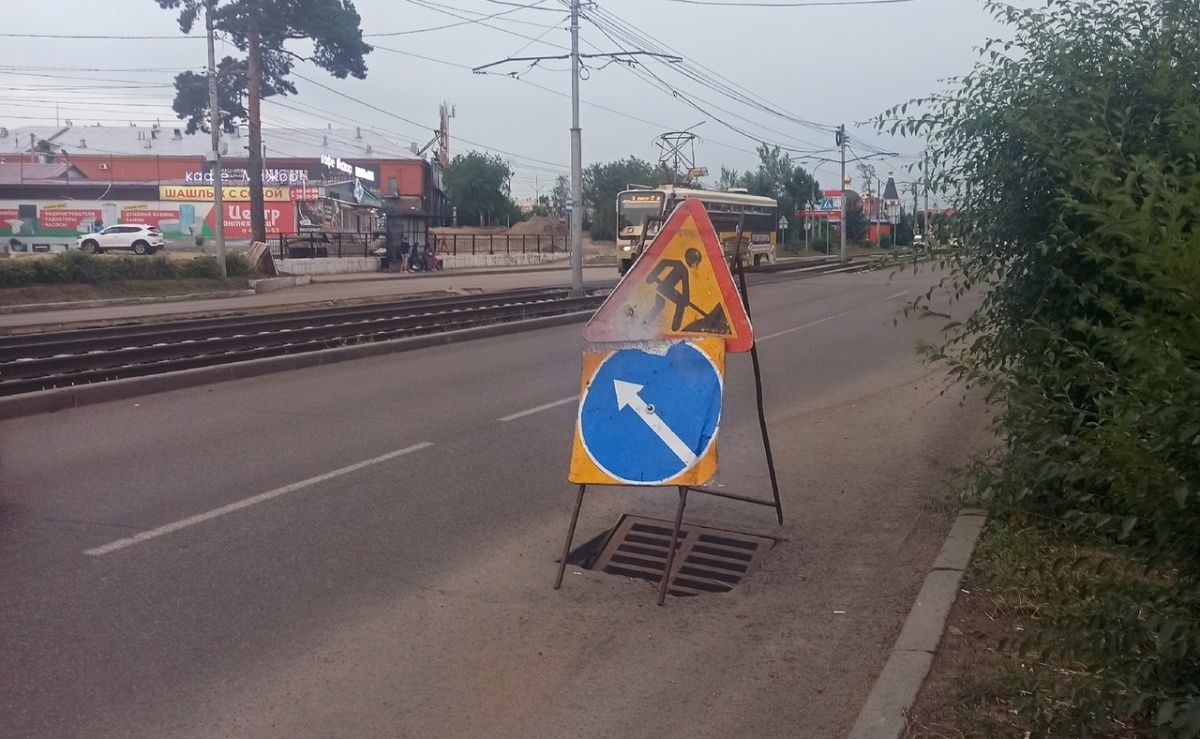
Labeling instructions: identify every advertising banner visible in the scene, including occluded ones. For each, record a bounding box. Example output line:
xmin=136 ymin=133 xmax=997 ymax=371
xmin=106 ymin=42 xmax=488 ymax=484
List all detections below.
xmin=203 ymin=202 xmax=296 ymax=238
xmin=0 ymin=204 xmax=103 ymax=236
xmin=1 ymin=199 xmax=296 ymax=243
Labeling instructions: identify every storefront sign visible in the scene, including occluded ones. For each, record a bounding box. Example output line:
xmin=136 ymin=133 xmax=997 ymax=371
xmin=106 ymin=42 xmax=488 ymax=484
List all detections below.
xmin=183 ymin=168 xmax=309 ymax=184
xmin=160 ymin=185 xmax=292 ymax=202
xmin=319 ymin=154 xmax=376 ymax=183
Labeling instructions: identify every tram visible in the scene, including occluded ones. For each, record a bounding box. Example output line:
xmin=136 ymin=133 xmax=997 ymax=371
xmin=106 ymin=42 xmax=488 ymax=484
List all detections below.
xmin=615 ymin=186 xmax=779 ymax=275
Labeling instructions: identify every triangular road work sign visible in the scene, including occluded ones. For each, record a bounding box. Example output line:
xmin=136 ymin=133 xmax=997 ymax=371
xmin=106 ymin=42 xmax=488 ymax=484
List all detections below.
xmin=585 ymin=198 xmax=754 ymax=352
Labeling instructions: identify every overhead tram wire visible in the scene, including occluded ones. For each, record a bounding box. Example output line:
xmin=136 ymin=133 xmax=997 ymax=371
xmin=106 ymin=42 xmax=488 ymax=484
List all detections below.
xmin=575 ymin=11 xmax=826 ymax=152
xmin=0 ymin=114 xmax=171 ymax=124
xmin=365 ymin=0 xmax=554 ymax=36
xmin=371 ymin=44 xmax=475 ymax=69
xmin=257 ymin=114 xmax=416 ymax=160
xmin=369 ymin=40 xmax=754 ymax=155
xmin=0 ymin=70 xmax=180 ymax=86
xmin=583 ymin=4 xmax=832 ymax=136
xmin=484 ymin=0 xmax=565 ymax=11
xmin=578 ymin=3 xmax=834 ymax=136
xmin=654 ymin=0 xmax=919 ymax=5
xmin=503 ymin=74 xmax=756 ymax=155
xmin=398 ymin=0 xmax=571 ymax=50
xmin=0 ymin=65 xmax=190 ymax=74
xmin=497 ymin=11 xmax=571 ymax=62
xmin=0 ymin=32 xmax=204 ymax=39
xmin=289 ymin=72 xmax=567 ymax=172
xmin=578 ymin=6 xmax=830 ymax=143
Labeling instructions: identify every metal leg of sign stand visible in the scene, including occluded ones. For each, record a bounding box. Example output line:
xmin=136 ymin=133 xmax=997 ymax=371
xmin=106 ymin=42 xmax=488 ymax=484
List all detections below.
xmin=657 ymin=486 xmax=690 ymax=607
xmin=686 ymin=486 xmax=779 ymax=509
xmin=554 ymin=484 xmax=587 ymax=590
xmin=732 ymin=228 xmax=785 ymax=526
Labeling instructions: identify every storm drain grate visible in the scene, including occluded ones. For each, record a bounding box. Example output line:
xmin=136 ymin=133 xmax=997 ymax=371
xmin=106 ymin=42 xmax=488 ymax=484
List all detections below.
xmin=589 ymin=515 xmax=774 ymax=597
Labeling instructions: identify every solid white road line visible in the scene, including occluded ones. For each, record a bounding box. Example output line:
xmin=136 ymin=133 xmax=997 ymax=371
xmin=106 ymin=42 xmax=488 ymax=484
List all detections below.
xmin=84 ymin=442 xmax=434 ymax=557
xmin=757 ymin=291 xmax=909 ymax=343
xmin=498 ymin=395 xmax=579 ymax=422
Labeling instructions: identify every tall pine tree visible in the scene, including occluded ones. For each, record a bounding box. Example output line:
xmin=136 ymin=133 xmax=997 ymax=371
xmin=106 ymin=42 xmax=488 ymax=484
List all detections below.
xmin=156 ymin=0 xmax=371 ymax=241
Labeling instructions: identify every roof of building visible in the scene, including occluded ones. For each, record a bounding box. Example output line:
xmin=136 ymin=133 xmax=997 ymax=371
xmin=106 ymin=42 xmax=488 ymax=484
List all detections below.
xmin=883 ymin=176 xmax=900 ymax=201
xmin=0 ymin=163 xmax=87 ymax=185
xmin=0 ymin=123 xmax=422 ymax=161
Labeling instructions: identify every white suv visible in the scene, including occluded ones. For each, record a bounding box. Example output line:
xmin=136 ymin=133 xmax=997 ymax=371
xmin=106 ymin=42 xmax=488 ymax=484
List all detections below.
xmin=77 ymin=225 xmax=165 ymax=255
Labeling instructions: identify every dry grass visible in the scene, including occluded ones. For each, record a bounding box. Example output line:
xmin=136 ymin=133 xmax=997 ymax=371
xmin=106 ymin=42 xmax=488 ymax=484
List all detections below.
xmin=904 ymin=520 xmax=1158 ymax=738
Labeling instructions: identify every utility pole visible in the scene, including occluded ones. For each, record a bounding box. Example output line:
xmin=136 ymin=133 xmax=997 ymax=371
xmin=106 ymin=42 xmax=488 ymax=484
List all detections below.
xmin=472 ymin=13 xmax=679 ymax=294
xmin=205 ymin=0 xmax=227 ymax=277
xmin=922 ymin=150 xmax=930 ymax=238
xmin=246 ymin=10 xmax=266 ymax=244
xmin=912 ymin=183 xmax=919 ymax=240
xmin=837 ymin=124 xmax=847 ymax=262
xmin=875 ymin=174 xmax=883 ymax=250
xmin=568 ymin=0 xmax=584 ymax=296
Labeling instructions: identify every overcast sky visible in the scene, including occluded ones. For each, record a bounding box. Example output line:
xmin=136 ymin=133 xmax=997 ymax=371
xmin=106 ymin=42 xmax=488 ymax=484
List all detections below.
xmin=3 ymin=0 xmax=1009 ymax=197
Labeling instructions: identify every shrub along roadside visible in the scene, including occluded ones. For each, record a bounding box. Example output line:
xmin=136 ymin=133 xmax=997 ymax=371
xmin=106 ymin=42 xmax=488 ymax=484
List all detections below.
xmin=883 ymin=0 xmax=1200 ymax=735
xmin=0 ymin=252 xmax=252 ymax=289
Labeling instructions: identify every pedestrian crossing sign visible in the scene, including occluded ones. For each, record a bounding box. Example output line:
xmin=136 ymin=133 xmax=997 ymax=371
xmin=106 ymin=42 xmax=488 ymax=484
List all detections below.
xmin=585 ymin=198 xmax=754 ymax=352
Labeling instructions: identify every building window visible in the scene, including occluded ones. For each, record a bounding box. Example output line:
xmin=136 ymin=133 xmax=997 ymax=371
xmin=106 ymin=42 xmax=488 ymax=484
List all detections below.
xmin=388 ymin=177 xmax=397 ymax=194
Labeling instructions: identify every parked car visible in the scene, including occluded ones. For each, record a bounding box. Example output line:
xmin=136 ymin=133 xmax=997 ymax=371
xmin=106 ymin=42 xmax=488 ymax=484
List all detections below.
xmin=77 ymin=225 xmax=165 ymax=255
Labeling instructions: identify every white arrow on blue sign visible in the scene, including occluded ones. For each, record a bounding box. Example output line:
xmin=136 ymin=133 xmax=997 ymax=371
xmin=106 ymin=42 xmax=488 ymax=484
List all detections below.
xmin=578 ymin=342 xmax=722 ymax=485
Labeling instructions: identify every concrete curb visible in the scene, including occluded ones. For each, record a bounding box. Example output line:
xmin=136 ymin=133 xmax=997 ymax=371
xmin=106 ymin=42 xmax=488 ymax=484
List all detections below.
xmin=307 ymin=263 xmax=581 ymax=285
xmin=251 ymin=275 xmax=312 ymax=293
xmin=0 ymin=310 xmax=593 ymax=420
xmin=0 ymin=289 xmax=255 ymax=315
xmin=847 ymin=508 xmax=988 ymax=739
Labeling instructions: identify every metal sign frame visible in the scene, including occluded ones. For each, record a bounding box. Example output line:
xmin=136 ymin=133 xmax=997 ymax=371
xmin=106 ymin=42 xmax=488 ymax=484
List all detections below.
xmin=555 ymin=216 xmax=783 ymax=606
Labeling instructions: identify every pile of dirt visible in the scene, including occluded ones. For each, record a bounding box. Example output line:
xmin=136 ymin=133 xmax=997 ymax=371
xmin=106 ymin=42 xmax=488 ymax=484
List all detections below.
xmin=508 ymin=216 xmax=564 ymax=236
xmin=429 ymin=225 xmax=508 ymax=235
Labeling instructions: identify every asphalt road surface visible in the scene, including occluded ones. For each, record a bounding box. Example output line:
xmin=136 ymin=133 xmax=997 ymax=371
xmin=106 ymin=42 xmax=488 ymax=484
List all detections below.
xmin=0 ymin=266 xmax=988 ymax=738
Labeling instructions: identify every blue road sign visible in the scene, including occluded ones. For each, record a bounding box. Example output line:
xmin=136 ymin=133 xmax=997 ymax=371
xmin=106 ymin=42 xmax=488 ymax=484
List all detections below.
xmin=578 ymin=342 xmax=722 ymax=485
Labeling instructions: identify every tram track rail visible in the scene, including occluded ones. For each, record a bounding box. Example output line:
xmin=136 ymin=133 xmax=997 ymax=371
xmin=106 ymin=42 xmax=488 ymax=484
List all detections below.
xmin=0 ymin=256 xmax=881 ymax=403
xmin=0 ymin=288 xmax=603 ymax=397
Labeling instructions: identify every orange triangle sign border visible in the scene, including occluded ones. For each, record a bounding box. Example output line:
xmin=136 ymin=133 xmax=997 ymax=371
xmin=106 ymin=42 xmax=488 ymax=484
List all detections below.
xmin=584 ymin=198 xmax=754 ymax=352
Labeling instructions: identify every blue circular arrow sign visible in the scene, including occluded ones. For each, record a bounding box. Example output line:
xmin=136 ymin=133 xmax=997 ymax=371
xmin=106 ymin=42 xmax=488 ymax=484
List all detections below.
xmin=578 ymin=342 xmax=722 ymax=485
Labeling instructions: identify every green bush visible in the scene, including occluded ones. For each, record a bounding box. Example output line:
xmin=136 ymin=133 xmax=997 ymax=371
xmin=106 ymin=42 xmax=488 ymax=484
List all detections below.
xmin=180 ymin=256 xmax=223 ymax=279
xmin=0 ymin=251 xmax=254 ymax=288
xmin=884 ymin=0 xmax=1200 ymax=733
xmin=225 ymin=253 xmax=252 ymax=278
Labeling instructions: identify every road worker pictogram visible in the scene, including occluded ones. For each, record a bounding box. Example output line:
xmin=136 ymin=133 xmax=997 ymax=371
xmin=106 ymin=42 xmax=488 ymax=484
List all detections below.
xmin=585 ymin=198 xmax=753 ymax=352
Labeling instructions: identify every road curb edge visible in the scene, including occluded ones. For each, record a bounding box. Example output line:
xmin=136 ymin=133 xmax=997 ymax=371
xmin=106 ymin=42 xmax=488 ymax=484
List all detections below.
xmin=847 ymin=507 xmax=988 ymax=739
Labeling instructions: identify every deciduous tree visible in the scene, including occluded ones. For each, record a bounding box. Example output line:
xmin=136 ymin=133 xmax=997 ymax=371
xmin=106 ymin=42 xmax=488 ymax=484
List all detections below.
xmin=442 ymin=151 xmax=521 ymax=227
xmin=582 ymin=157 xmax=658 ymax=241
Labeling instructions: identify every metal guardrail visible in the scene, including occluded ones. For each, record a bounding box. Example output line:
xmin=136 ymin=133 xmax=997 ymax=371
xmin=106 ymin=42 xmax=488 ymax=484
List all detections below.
xmin=270 ymin=232 xmax=565 ymax=259
xmin=273 ymin=232 xmax=375 ymax=259
xmin=432 ymin=233 xmax=562 ymax=256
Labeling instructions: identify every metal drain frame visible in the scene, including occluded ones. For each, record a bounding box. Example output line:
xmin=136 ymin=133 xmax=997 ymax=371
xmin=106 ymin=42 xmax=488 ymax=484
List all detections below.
xmin=589 ymin=515 xmax=774 ymax=597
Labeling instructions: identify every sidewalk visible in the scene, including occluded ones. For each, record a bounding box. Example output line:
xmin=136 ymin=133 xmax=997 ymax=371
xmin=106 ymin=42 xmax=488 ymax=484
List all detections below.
xmin=0 ymin=266 xmax=619 ymax=330
xmin=308 ymin=261 xmax=581 ymax=284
